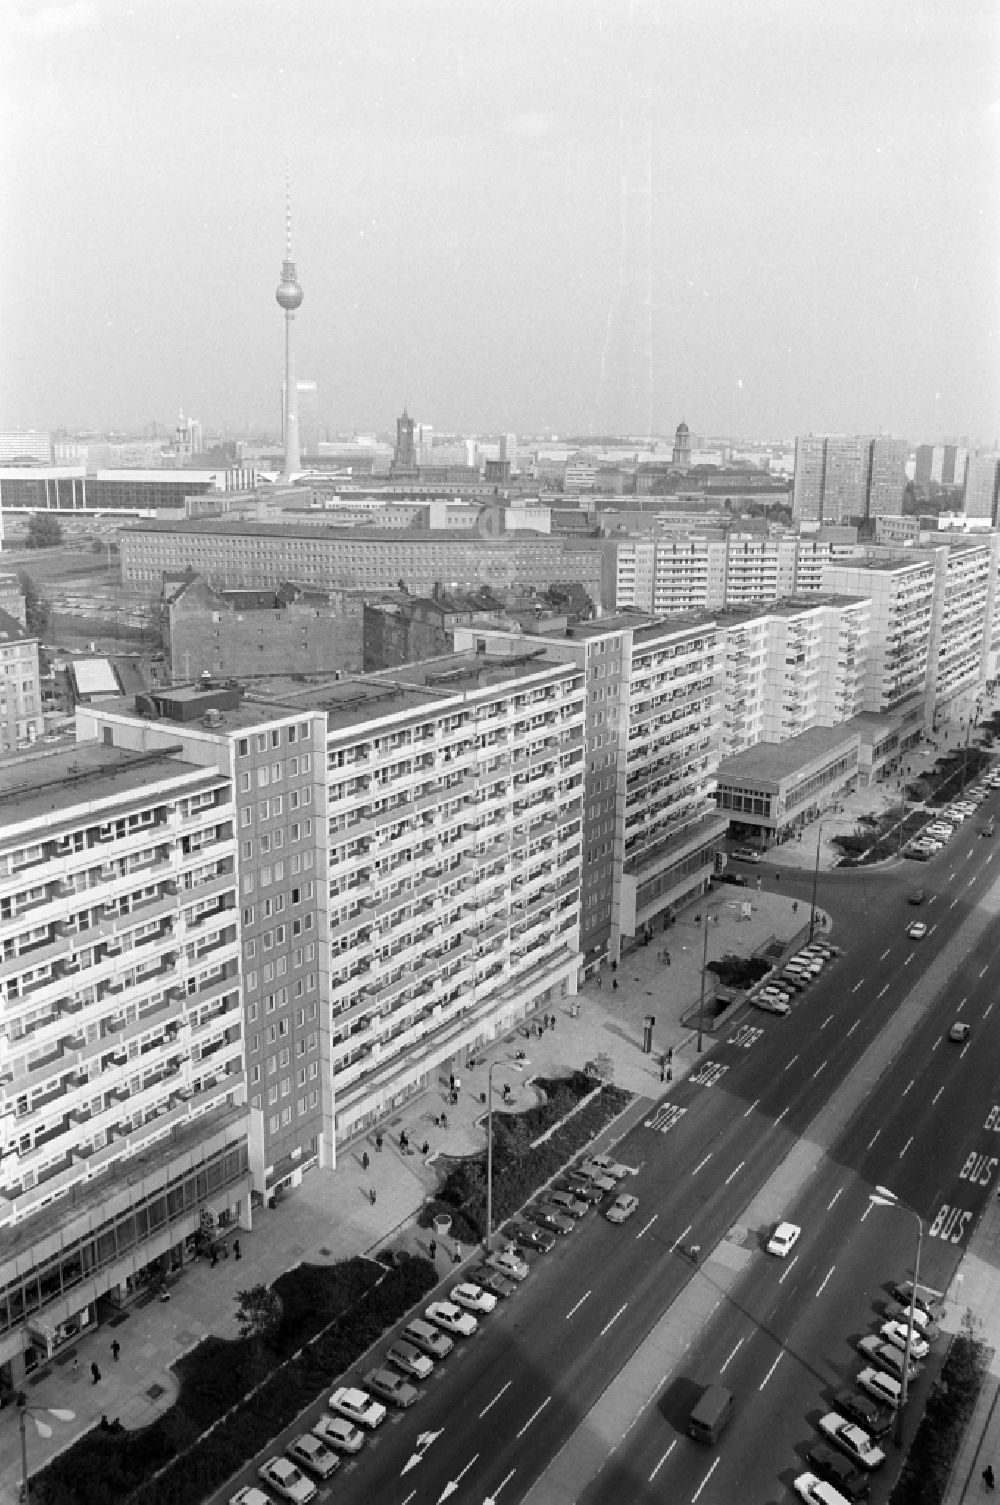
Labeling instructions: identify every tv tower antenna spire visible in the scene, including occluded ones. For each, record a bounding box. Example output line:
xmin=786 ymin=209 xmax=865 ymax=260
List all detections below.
xmin=276 ymin=169 xmax=303 ymax=479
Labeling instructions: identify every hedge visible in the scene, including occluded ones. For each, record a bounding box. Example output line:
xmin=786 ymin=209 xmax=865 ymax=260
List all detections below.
xmin=889 ymin=1313 xmax=991 ymax=1505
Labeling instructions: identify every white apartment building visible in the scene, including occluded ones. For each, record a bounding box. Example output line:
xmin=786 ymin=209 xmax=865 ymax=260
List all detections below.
xmin=820 ymin=559 xmax=934 ymax=716
xmin=910 ymin=538 xmax=997 ymax=722
xmin=0 ymin=743 xmax=250 ymax=1387
xmin=965 ymin=453 xmax=1000 ymax=522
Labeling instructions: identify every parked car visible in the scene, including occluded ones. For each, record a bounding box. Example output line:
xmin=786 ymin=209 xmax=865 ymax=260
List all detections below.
xmin=231 ymin=1491 xmax=272 ymax=1505
xmin=450 ymin=1281 xmax=498 ymax=1314
xmin=527 ymin=1203 xmax=575 ymax=1235
xmin=574 ymin=1161 xmax=618 ymax=1191
xmin=884 ymin=1301 xmax=938 ymax=1338
xmin=505 ymin=1222 xmax=557 ymax=1253
xmin=582 ymin=1153 xmax=630 ymax=1180
xmin=488 ymin=1247 xmax=531 ymax=1280
xmin=426 ymin=1300 xmax=478 ymax=1336
xmin=856 ymin=1367 xmax=902 ymax=1410
xmin=731 ymin=847 xmax=762 ymax=863
xmin=891 ymin=1280 xmax=941 ymax=1319
xmin=754 ymin=992 xmax=791 ymax=1016
xmin=804 ymin=1441 xmax=871 ymax=1501
xmin=546 ymin=1189 xmax=588 ymax=1219
xmin=562 ymin=1174 xmax=605 ymax=1205
xmin=720 ymin=871 xmax=748 ymax=885
xmin=401 ymin=1318 xmax=454 ymax=1358
xmin=385 ymin=1339 xmax=435 ymax=1379
xmin=467 ymin=1264 xmax=517 ymax=1300
xmin=362 ymin=1366 xmax=419 ymax=1408
xmin=879 ymin=1320 xmax=930 ymax=1360
xmin=258 ymin=1456 xmax=317 ymax=1504
xmin=833 ymin=1390 xmax=893 ymax=1438
xmin=286 ymin=1434 xmax=340 ymax=1480
xmin=328 ymin=1386 xmax=387 ymax=1429
xmin=818 ymin=1413 xmax=886 ymax=1471
xmin=311 ymin=1415 xmax=366 ymax=1454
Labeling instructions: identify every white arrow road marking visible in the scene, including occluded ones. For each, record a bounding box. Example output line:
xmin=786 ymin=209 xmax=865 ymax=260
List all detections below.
xmin=402 ymin=1431 xmax=444 ymax=1474
xmin=479 ymin=1382 xmax=511 ymax=1418
xmin=516 ymin=1397 xmax=551 ymax=1439
xmin=437 ymin=1452 xmax=479 ymax=1502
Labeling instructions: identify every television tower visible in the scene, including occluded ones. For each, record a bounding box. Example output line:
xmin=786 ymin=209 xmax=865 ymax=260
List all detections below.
xmin=276 ymin=176 xmax=303 ymax=479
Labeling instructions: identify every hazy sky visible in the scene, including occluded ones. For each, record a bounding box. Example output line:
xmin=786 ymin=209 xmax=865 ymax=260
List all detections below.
xmin=3 ymin=0 xmax=998 ymax=443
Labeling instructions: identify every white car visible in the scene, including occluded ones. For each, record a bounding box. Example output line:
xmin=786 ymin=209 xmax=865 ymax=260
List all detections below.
xmin=231 ymin=1491 xmax=272 ymax=1505
xmin=906 ymin=921 xmax=928 ymax=939
xmin=856 ymin=1366 xmax=902 ymax=1409
xmin=606 ymin=1192 xmax=639 ymax=1223
xmin=451 ymin=1281 xmax=497 ymax=1314
xmin=312 ymin=1414 xmax=366 ymax=1453
xmin=258 ymin=1456 xmax=317 ymax=1504
xmin=794 ymin=1474 xmax=851 ymax=1505
xmin=328 ymin=1385 xmax=387 ymax=1429
xmin=880 ymin=1320 xmax=930 ymax=1360
xmin=732 ymin=847 xmax=762 ymax=863
xmin=426 ymin=1300 xmax=478 ymax=1336
xmin=767 ymin=1221 xmax=801 ymax=1257
xmin=488 ymin=1249 xmax=530 ymax=1281
xmin=584 ymin=1153 xmax=630 ymax=1180
xmin=818 ymin=1412 xmax=886 ymax=1471
xmin=286 ymin=1434 xmax=340 ymax=1480
xmin=754 ymin=993 xmax=791 ymax=1016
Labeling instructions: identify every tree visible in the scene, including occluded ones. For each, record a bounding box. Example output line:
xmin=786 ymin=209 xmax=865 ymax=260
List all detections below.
xmin=234 ymin=1282 xmax=282 ymax=1396
xmin=16 ymin=571 xmax=49 ymax=638
xmin=25 ymin=513 xmax=63 ymax=549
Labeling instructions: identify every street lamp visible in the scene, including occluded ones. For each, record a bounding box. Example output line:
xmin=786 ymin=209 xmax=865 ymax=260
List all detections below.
xmin=17 ymin=1391 xmax=75 ymax=1504
xmin=808 ymin=820 xmax=825 ymax=943
xmin=697 ymin=902 xmax=728 ymax=1054
xmin=867 ymin=1185 xmax=924 ymax=1448
xmin=484 ymin=1060 xmax=501 ymax=1258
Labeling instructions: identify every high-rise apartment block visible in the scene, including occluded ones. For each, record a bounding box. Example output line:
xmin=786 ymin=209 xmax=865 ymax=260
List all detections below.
xmin=793 ymin=435 xmax=906 ymax=522
xmin=964 ymin=453 xmax=1000 ymax=522
xmin=865 ymin=438 xmax=908 ymax=518
xmin=820 ymin=558 xmax=933 ymax=714
xmin=0 ymin=742 xmax=251 ymax=1384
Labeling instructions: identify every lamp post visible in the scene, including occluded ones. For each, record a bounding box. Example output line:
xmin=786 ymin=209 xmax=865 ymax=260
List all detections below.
xmin=484 ymin=1060 xmax=501 ymax=1258
xmin=17 ymin=1391 xmax=75 ymax=1504
xmin=697 ymin=900 xmax=729 ymax=1054
xmin=808 ymin=820 xmax=825 ymax=943
xmin=868 ymin=1186 xmax=923 ymax=1448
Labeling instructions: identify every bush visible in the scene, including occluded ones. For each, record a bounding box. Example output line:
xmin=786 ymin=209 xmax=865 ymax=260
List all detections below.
xmin=706 ymin=954 xmax=770 ymax=989
xmin=889 ymin=1312 xmax=990 ymax=1504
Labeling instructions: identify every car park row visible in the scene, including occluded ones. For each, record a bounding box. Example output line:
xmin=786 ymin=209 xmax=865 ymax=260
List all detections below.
xmin=230 ymin=1154 xmax=639 ymax=1505
xmin=903 ymin=779 xmax=996 ymax=861
xmin=753 ymin=941 xmax=841 ymax=1017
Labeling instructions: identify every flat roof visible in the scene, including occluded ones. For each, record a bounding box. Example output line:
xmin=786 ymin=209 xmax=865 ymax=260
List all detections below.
xmin=0 ymin=742 xmax=210 ymax=826
xmin=718 ymin=724 xmax=861 ymax=785
xmin=123 ymin=518 xmax=603 ymax=545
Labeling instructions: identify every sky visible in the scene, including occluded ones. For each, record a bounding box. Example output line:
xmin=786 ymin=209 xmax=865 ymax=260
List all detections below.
xmin=2 ymin=0 xmax=998 ymax=445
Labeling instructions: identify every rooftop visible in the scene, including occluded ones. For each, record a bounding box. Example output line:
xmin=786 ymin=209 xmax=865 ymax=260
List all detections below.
xmin=0 ymin=741 xmax=211 ymax=826
xmin=717 ymin=724 xmax=862 ymax=786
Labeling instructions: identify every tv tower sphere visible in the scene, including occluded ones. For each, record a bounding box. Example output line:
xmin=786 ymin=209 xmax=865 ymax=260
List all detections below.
xmin=276 ymin=263 xmax=303 ymax=310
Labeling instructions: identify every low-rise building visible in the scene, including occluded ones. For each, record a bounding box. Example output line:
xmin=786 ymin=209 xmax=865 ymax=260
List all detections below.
xmin=714 ymin=725 xmax=862 ymax=844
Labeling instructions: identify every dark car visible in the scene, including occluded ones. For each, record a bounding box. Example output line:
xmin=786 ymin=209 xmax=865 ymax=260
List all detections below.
xmin=907 ymin=889 xmax=926 ymax=905
xmin=805 ymin=1441 xmax=870 ymax=1500
xmin=527 ymin=1203 xmax=575 ymax=1235
xmin=833 ymin=1390 xmax=893 ymax=1440
xmin=467 ymin=1264 xmax=517 ymax=1300
xmin=506 ymin=1221 xmax=556 ymax=1253
xmin=719 ymin=871 xmax=748 ymax=886
xmin=561 ymin=1175 xmax=604 ymax=1205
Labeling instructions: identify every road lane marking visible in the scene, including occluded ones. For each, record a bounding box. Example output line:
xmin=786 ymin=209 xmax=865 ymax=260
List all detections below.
xmin=867 ymin=1129 xmax=881 ymax=1149
xmin=775 ymin=1106 xmax=789 ymax=1126
xmin=636 ymin=1214 xmax=658 ymax=1238
xmin=900 ymin=1136 xmax=913 ymax=1159
xmin=932 ymin=1086 xmax=944 ymax=1105
xmin=693 ymin=1154 xmax=712 ymax=1176
xmin=980 ymin=965 xmax=990 ymax=977
xmin=778 ymin=1255 xmax=799 ymax=1285
xmin=516 ymin=1399 xmax=550 ymax=1439
xmin=492 ymin=1468 xmax=516 ymax=1498
xmin=759 ymin=1352 xmax=784 ymax=1388
xmin=987 ymin=1002 xmax=995 ymax=1018
xmin=724 ymin=1160 xmax=745 ymax=1186
xmin=671 ymin=1224 xmax=692 ymax=1252
xmin=479 ymin=1381 xmax=512 ymax=1417
xmin=847 ymin=1020 xmax=860 ymax=1036
xmin=816 ymin=1265 xmax=836 ymax=1297
xmin=600 ymin=1304 xmax=627 ymax=1336
xmin=565 ymin=1293 xmax=590 ymax=1320
xmin=649 ymin=1441 xmax=676 ymax=1481
xmin=901 ymin=1079 xmax=913 ymax=1097
xmin=852 ymin=981 xmax=863 ymax=993
xmin=692 ymin=1458 xmax=721 ymax=1501
xmin=821 ymin=1013 xmax=833 ymax=1030
xmin=720 ymin=1337 xmax=744 ymax=1373
xmin=961 ymin=1040 xmax=971 ymax=1058
xmin=880 ymin=948 xmax=892 ymax=961
xmin=950 ymin=898 xmax=959 ymax=909
xmin=743 ymin=1098 xmax=759 ymax=1118
xmin=877 ymin=984 xmax=889 ymax=998
xmin=827 ymin=1187 xmax=843 ymax=1212
xmin=812 ymin=1060 xmax=827 ymax=1080
xmin=785 ymin=1054 xmax=799 ymax=1072
xmin=904 ymin=953 xmax=914 ymax=965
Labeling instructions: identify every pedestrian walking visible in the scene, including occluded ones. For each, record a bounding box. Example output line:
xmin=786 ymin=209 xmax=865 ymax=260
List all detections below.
xmin=983 ymin=1463 xmax=995 ymax=1490
xmin=223 ymin=1242 xmax=229 ymax=1259
xmin=597 ymin=974 xmax=603 ymax=988
xmin=375 ymin=1133 xmax=383 ymax=1152
xmin=234 ymin=1239 xmax=241 ymax=1260
xmin=421 ymin=1139 xmax=429 ymax=1155
xmin=369 ymin=1187 xmax=377 ymax=1205
xmin=211 ymin=1248 xmax=218 ymax=1267
xmin=612 ymin=978 xmax=619 ymax=991
xmin=667 ymin=1046 xmax=673 ymax=1064
xmin=429 ymin=1239 xmax=437 ymax=1261
xmin=111 ymin=1339 xmax=120 ymax=1363
xmin=660 ymin=1065 xmax=665 ymax=1083
xmin=72 ymin=1357 xmax=80 ymax=1382
xmin=452 ymin=1242 xmax=462 ymax=1264
xmin=91 ymin=1362 xmax=101 ymax=1385
xmin=664 ymin=951 xmax=671 ymax=966
xmin=362 ymin=1151 xmax=370 ymax=1172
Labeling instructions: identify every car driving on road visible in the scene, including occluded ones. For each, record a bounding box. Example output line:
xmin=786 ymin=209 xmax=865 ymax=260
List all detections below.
xmin=767 ymin=1221 xmax=801 ymax=1257
xmin=606 ymin=1192 xmax=639 ymax=1223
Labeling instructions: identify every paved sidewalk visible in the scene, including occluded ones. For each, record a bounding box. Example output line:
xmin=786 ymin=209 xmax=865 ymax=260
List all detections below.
xmin=942 ymin=1193 xmax=1000 ymax=1504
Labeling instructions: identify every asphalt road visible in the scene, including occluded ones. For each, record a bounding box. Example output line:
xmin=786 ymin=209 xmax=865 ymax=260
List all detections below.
xmin=216 ymin=799 xmax=1000 ymax=1505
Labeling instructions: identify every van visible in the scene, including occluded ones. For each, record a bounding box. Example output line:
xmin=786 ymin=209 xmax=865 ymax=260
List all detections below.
xmin=687 ymin=1383 xmax=734 ymax=1443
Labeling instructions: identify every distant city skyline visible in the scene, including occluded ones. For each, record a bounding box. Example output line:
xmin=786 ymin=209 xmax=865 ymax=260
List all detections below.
xmin=3 ymin=1 xmax=997 ymax=441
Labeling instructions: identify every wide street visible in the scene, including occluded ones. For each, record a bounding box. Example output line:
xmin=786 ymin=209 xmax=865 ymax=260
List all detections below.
xmin=213 ymin=790 xmax=1000 ymax=1505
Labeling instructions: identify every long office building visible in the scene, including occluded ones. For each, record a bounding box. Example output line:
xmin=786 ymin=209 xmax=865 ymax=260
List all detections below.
xmin=119 ymin=520 xmax=606 ymax=607
xmin=0 ymin=742 xmax=250 ymax=1389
